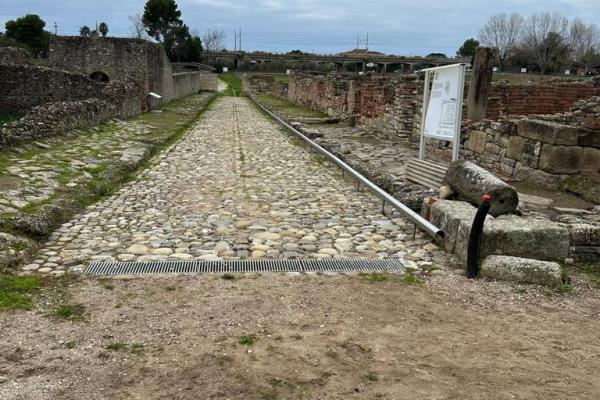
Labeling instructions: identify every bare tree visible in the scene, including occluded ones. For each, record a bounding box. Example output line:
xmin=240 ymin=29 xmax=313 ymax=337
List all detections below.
xmin=202 ymin=29 xmax=226 ymax=52
xmin=129 ymin=14 xmax=150 ymax=40
xmin=521 ymin=12 xmax=570 ymax=74
xmin=569 ymin=18 xmax=600 ymax=73
xmin=479 ymin=13 xmax=525 ymax=69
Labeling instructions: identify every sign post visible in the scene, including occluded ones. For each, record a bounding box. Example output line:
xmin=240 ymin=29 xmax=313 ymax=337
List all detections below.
xmin=418 ymin=63 xmax=466 ymax=162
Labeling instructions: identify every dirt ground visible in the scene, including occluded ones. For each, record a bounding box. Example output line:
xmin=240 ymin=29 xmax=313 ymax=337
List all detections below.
xmin=1 ymin=269 xmax=600 ymax=400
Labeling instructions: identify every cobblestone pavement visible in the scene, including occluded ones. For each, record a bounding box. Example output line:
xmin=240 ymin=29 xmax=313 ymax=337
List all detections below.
xmin=25 ymin=97 xmax=443 ymax=274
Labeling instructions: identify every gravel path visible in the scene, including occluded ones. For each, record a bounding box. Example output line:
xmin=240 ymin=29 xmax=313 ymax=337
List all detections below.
xmin=26 ymin=96 xmax=442 ymax=274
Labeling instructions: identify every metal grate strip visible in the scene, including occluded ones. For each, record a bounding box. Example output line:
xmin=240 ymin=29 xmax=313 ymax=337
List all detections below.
xmin=84 ymin=259 xmax=404 ymax=276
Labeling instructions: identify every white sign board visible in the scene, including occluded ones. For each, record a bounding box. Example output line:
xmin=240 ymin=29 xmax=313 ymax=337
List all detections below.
xmin=419 ymin=64 xmax=466 ymax=161
xmin=521 ymin=67 xmax=527 ymax=73
xmin=424 ymin=65 xmax=462 ymax=140
xmin=222 ymin=67 xmax=229 ymax=73
xmin=493 ymin=67 xmax=498 ymax=72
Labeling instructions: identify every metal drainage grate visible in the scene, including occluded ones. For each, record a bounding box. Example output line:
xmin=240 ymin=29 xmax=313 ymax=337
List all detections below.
xmin=84 ymin=259 xmax=404 ymax=276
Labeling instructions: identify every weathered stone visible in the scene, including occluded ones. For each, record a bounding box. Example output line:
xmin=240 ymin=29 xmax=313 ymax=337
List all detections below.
xmin=455 ymin=215 xmax=570 ymax=262
xmin=517 ymin=119 xmax=582 ymax=146
xmin=581 ymin=147 xmax=600 ymax=172
xmin=467 ymin=130 xmax=487 ymax=153
xmin=428 ymin=200 xmax=483 ymax=253
xmin=445 ymin=160 xmax=519 ymax=216
xmin=539 ymin=144 xmax=583 ymax=174
xmin=481 ymin=256 xmax=562 ymax=286
xmin=505 ymin=136 xmax=525 ymax=161
xmin=253 ymin=232 xmax=282 ymax=241
xmin=568 ymin=224 xmax=600 ymax=246
xmin=126 ymin=244 xmax=149 ymax=255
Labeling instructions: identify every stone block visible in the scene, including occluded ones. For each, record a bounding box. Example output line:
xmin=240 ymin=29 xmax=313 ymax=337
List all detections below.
xmin=505 ymin=136 xmax=525 ymax=161
xmin=517 ymin=119 xmax=582 ymax=146
xmin=481 ymin=256 xmax=562 ymax=286
xmin=568 ymin=223 xmax=600 ymax=246
xmin=455 ymin=215 xmax=570 ymax=263
xmin=539 ymin=144 xmax=583 ymax=174
xmin=467 ymin=130 xmax=486 ymax=153
xmin=428 ymin=200 xmax=486 ymax=253
xmin=581 ymin=147 xmax=600 ymax=172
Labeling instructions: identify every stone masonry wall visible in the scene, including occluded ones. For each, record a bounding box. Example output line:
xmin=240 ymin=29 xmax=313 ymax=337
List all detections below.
xmin=172 ymin=72 xmax=219 ymax=99
xmin=1 ymin=80 xmax=143 ymax=148
xmin=0 ymin=47 xmax=31 ymax=66
xmin=0 ymin=64 xmax=105 ymax=113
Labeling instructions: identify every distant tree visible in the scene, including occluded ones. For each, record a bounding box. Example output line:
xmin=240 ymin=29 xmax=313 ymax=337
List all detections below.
xmin=569 ymin=19 xmax=600 ymax=73
xmin=5 ymin=14 xmax=49 ymax=56
xmin=479 ymin=13 xmax=525 ymax=69
xmin=457 ymin=38 xmax=479 ymax=58
xmin=98 ymin=22 xmax=109 ymax=37
xmin=142 ymin=0 xmax=182 ymax=42
xmin=426 ymin=52 xmax=447 ymax=59
xmin=202 ymin=29 xmax=226 ymax=52
xmin=521 ymin=12 xmax=570 ymax=74
xmin=0 ymin=32 xmax=25 ymax=48
xmin=80 ymin=25 xmax=92 ymax=37
xmin=129 ymin=14 xmax=151 ymax=40
xmin=179 ymin=34 xmax=203 ymax=61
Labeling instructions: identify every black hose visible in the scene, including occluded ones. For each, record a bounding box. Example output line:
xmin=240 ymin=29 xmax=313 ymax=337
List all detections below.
xmin=467 ymin=194 xmax=491 ymax=279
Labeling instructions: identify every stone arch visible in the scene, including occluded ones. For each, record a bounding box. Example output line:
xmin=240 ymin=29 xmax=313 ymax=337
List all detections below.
xmin=90 ymin=71 xmax=110 ymax=83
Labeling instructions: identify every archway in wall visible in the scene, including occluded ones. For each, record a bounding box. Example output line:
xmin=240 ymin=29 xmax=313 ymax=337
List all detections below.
xmin=90 ymin=71 xmax=110 ymax=83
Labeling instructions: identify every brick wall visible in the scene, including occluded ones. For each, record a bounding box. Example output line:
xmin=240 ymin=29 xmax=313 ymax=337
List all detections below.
xmin=486 ymin=81 xmax=600 ymax=119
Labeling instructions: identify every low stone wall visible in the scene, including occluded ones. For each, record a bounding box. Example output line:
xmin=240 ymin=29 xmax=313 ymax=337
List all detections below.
xmin=0 ymin=64 xmax=105 ymax=113
xmin=172 ymin=72 xmax=218 ymax=99
xmin=0 ymin=47 xmax=31 ymax=66
xmin=1 ymin=80 xmax=143 ymax=148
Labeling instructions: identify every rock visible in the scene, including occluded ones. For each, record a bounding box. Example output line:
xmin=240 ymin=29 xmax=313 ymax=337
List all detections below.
xmin=152 ymin=248 xmax=173 ymax=255
xmin=428 ymin=200 xmax=484 ymax=253
xmin=334 ymin=238 xmax=353 ymax=252
xmin=126 ymin=244 xmax=149 ymax=255
xmin=254 ymin=232 xmax=281 ymax=241
xmin=564 ymin=257 xmax=575 ymax=265
xmin=439 ymin=185 xmax=455 ymax=200
xmin=480 ymin=256 xmax=562 ymax=286
xmin=403 ymin=260 xmax=420 ymax=273
xmin=251 ymin=250 xmax=266 ymax=258
xmin=567 ymin=223 xmax=600 ymax=246
xmin=423 ymin=243 xmax=439 ymax=253
xmin=445 ymin=160 xmax=519 ymax=216
xmin=119 ymin=147 xmax=150 ymax=169
xmin=38 ymin=267 xmax=53 ymax=273
xmin=318 ymin=248 xmax=338 ymax=256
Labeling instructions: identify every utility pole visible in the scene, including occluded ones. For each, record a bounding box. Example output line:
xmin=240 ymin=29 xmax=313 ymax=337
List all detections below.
xmin=356 ymin=34 xmax=359 ymax=49
xmin=366 ymin=32 xmax=369 ymax=51
xmin=239 ymin=28 xmax=242 ymax=51
xmin=234 ymin=30 xmax=237 ymax=51
xmin=54 ymin=22 xmax=58 ymax=35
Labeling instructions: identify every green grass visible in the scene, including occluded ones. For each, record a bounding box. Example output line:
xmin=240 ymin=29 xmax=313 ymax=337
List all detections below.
xmin=0 ymin=111 xmax=23 ymax=126
xmin=360 ymin=272 xmax=389 ymax=282
xmin=221 ymin=273 xmax=236 ymax=280
xmin=256 ymin=94 xmax=328 ymax=119
xmin=219 ymin=73 xmax=243 ymax=96
xmin=53 ymin=303 xmax=85 ymax=320
xmin=402 ymin=273 xmax=424 ymax=286
xmin=273 ymin=75 xmax=289 ymax=83
xmin=239 ymin=335 xmax=256 ymax=345
xmin=0 ymin=275 xmax=41 ymax=310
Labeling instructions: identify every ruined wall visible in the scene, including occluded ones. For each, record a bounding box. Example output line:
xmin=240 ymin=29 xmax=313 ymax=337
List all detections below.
xmin=487 ymin=81 xmax=600 ymax=119
xmin=1 ymin=80 xmax=143 ymax=148
xmin=0 ymin=64 xmax=105 ymax=113
xmin=172 ymin=72 xmax=219 ymax=99
xmin=0 ymin=47 xmax=31 ymax=66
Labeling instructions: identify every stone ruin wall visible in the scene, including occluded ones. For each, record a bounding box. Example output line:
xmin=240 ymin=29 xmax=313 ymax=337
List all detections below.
xmin=0 ymin=64 xmax=105 ymax=113
xmin=272 ymin=72 xmax=599 ymax=188
xmin=0 ymin=47 xmax=30 ymax=66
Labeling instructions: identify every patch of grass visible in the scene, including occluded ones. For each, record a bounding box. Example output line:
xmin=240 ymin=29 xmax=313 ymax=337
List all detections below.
xmin=106 ymin=342 xmax=128 ymax=351
xmin=256 ymin=94 xmax=327 ymax=119
xmin=97 ymin=278 xmax=114 ymax=290
xmin=360 ymin=272 xmax=389 ymax=282
xmin=221 ymin=273 xmax=236 ymax=280
xmin=239 ymin=335 xmax=256 ymax=346
xmin=0 ymin=275 xmax=41 ymax=311
xmin=365 ymin=372 xmax=379 ymax=382
xmin=164 ymin=285 xmax=177 ymax=291
xmin=402 ymin=273 xmax=424 ymax=286
xmin=66 ymin=340 xmax=77 ymax=349
xmin=106 ymin=342 xmax=144 ymax=354
xmin=325 ymin=350 xmax=338 ymax=359
xmin=219 ymin=73 xmax=243 ymax=96
xmin=557 ymin=269 xmax=573 ymax=293
xmin=514 ymin=287 xmax=527 ymax=294
xmin=53 ymin=303 xmax=85 ymax=321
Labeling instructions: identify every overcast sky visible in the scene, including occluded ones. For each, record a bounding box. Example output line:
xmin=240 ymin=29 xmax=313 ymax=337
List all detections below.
xmin=1 ymin=0 xmax=599 ymax=56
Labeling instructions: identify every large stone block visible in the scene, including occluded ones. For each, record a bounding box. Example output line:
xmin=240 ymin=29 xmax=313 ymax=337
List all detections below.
xmin=481 ymin=256 xmax=562 ymax=286
xmin=539 ymin=144 xmax=583 ymax=174
xmin=581 ymin=147 xmax=600 ymax=172
xmin=568 ymin=223 xmax=600 ymax=246
xmin=455 ymin=215 xmax=570 ymax=263
xmin=467 ymin=130 xmax=487 ymax=153
xmin=505 ymin=136 xmax=525 ymax=161
xmin=517 ymin=119 xmax=583 ymax=146
xmin=428 ymin=200 xmax=486 ymax=253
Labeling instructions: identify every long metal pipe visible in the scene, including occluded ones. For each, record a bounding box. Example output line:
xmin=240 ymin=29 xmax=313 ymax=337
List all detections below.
xmin=247 ymin=93 xmax=445 ymax=241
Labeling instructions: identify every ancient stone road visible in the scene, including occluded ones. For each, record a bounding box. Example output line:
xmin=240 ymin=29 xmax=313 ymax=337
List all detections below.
xmin=25 ymin=97 xmax=438 ymax=274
